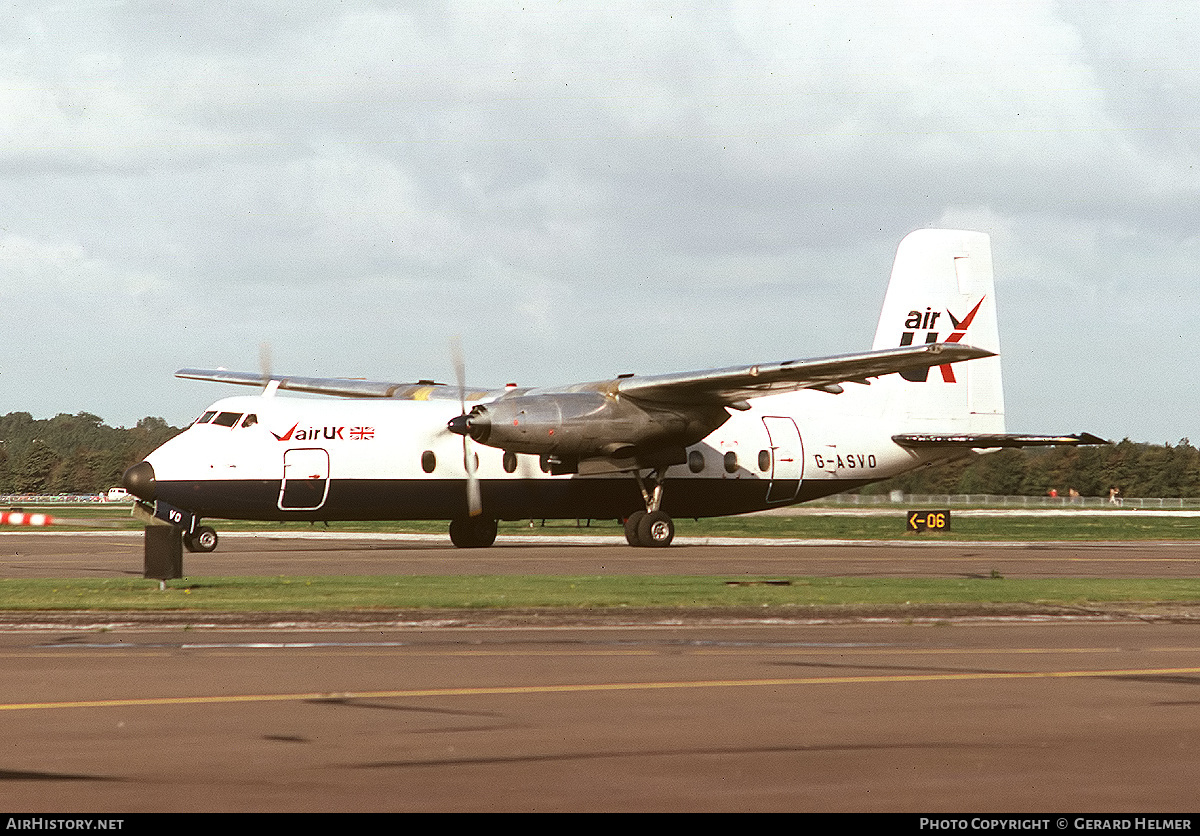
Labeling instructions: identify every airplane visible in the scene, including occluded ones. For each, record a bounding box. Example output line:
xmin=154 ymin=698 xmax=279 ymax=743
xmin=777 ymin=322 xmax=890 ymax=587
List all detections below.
xmin=121 ymin=229 xmax=1106 ymax=552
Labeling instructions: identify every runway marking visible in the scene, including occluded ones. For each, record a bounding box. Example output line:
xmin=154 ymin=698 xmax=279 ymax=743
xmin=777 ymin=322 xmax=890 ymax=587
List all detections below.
xmin=13 ymin=530 xmax=1200 ymax=548
xmin=3 ymin=665 xmax=1199 ymax=712
xmin=12 ymin=644 xmax=1200 ymax=657
xmin=0 ymin=645 xmax=1141 ymax=656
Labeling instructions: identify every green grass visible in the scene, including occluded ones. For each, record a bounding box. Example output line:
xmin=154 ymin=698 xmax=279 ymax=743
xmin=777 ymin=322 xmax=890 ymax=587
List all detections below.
xmin=16 ymin=504 xmax=1200 ymax=541
xmin=675 ymin=514 xmax=1200 ymax=541
xmin=1 ymin=575 xmax=1198 ymax=612
xmin=8 ymin=504 xmax=1200 ymax=614
xmin=210 ymin=513 xmax=1200 ymax=541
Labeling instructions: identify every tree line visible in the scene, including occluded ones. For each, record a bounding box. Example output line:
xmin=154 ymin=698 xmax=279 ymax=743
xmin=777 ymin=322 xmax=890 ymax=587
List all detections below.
xmin=0 ymin=412 xmax=181 ymax=495
xmin=863 ymin=439 xmax=1200 ymax=499
xmin=1 ymin=410 xmax=1196 ymax=499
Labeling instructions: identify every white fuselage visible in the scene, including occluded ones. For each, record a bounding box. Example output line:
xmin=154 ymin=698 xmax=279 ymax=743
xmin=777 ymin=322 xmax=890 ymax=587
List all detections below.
xmin=140 ymin=385 xmax=941 ymax=522
xmin=133 ymin=229 xmax=1012 ymax=529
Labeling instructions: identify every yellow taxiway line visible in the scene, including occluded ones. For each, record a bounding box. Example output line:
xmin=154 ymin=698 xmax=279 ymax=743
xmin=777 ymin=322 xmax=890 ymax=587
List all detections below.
xmin=3 ymin=665 xmax=1200 ymax=712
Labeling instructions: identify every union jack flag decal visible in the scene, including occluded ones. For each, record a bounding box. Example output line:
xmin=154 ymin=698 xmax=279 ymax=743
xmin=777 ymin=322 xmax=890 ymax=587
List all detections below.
xmin=348 ymin=426 xmax=375 ymax=441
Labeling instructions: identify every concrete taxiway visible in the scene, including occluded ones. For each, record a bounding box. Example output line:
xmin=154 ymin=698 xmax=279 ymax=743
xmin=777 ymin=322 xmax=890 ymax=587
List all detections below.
xmin=1 ymin=532 xmax=1199 ymax=812
xmin=3 ymin=530 xmax=1200 ymax=579
xmin=2 ymin=619 xmax=1200 ymax=812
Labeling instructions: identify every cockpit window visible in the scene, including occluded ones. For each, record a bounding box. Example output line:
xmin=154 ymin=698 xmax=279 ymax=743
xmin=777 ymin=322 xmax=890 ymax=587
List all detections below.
xmin=211 ymin=412 xmax=243 ymax=428
xmin=240 ymin=414 xmax=258 ymax=428
xmin=194 ymin=411 xmax=217 ymax=425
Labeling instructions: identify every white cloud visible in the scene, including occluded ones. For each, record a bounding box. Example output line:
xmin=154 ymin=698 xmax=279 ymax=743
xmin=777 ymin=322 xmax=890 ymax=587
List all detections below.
xmin=0 ymin=232 xmax=165 ymax=301
xmin=0 ymin=1 xmax=1197 ymax=442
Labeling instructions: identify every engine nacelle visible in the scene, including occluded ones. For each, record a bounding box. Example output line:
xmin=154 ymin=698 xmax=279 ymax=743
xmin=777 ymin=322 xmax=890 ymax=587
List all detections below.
xmin=447 ymin=392 xmax=728 ymax=463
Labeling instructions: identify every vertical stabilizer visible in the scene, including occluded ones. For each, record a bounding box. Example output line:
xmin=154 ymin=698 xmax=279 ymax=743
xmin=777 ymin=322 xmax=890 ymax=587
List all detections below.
xmin=872 ymin=229 xmax=1005 ymax=433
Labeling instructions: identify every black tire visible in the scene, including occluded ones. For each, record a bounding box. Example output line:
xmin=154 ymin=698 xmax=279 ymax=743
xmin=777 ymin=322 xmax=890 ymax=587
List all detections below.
xmin=624 ymin=511 xmax=647 ymax=546
xmin=449 ymin=517 xmax=498 ymax=548
xmin=183 ymin=525 xmax=219 ymax=553
xmin=636 ymin=510 xmax=674 ymax=548
xmin=194 ymin=526 xmax=219 ymax=552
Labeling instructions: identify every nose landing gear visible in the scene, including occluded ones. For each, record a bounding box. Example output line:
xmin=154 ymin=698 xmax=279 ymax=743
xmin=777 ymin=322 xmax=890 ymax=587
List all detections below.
xmin=133 ymin=500 xmax=219 ymax=578
xmin=182 ymin=525 xmax=219 ymax=553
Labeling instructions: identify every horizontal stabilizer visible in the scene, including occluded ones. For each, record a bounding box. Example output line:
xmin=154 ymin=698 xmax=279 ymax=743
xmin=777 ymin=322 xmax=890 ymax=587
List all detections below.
xmin=892 ymin=432 xmax=1110 ymax=449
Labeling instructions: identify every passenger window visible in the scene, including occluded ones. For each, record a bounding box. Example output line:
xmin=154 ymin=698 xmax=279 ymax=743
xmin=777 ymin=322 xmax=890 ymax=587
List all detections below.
xmin=240 ymin=414 xmax=258 ymax=428
xmin=758 ymin=450 xmax=771 ymax=472
xmin=723 ymin=451 xmax=738 ymax=474
xmin=503 ymin=451 xmax=518 ymax=473
xmin=195 ymin=411 xmax=217 ymax=425
xmin=687 ymin=450 xmax=705 ymax=473
xmin=421 ymin=451 xmax=436 ymax=473
xmin=212 ymin=412 xmax=242 ymax=427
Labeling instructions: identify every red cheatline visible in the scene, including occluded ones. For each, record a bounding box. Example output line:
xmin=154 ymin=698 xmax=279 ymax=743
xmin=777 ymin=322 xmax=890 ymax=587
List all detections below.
xmin=0 ymin=512 xmax=54 ymax=526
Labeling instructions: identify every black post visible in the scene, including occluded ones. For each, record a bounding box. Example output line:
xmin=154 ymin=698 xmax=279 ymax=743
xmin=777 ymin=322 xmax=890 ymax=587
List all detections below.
xmin=144 ymin=525 xmax=183 ymax=580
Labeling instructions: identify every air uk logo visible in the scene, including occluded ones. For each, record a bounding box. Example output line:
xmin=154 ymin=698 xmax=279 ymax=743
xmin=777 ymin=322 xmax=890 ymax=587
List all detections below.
xmin=898 ymin=297 xmax=985 ymax=382
xmin=271 ymin=423 xmax=375 ymax=441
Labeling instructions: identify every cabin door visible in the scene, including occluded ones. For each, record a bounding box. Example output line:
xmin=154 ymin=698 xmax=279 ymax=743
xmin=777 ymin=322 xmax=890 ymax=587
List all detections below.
xmin=278 ymin=448 xmax=330 ymax=511
xmin=762 ymin=416 xmax=803 ymax=503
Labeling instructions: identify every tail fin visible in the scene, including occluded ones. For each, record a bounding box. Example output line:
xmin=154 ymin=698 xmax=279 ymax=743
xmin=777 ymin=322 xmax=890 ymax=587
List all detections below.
xmin=871 ymin=229 xmax=1004 ymax=434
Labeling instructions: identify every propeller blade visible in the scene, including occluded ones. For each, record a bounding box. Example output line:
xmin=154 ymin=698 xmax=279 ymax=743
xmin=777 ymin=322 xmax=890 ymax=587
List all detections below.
xmin=465 ymin=441 xmax=482 ymax=517
xmin=450 ymin=335 xmax=466 ymax=405
xmin=450 ymin=336 xmax=483 ymax=517
xmin=259 ymin=342 xmax=278 ymax=394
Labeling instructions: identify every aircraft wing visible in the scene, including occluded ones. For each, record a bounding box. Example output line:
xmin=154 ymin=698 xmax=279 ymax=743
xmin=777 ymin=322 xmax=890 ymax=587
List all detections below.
xmin=177 ymin=342 xmax=990 ymax=406
xmin=174 ymin=369 xmax=489 ymax=401
xmin=609 ymin=343 xmax=994 ymax=406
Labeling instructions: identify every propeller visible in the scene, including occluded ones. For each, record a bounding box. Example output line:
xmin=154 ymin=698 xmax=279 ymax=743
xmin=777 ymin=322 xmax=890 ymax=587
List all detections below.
xmin=450 ymin=336 xmax=483 ymax=517
xmin=259 ymin=342 xmax=281 ymax=396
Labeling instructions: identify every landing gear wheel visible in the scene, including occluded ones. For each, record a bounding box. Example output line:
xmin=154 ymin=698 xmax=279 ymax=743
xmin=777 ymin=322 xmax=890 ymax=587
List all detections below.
xmin=636 ymin=510 xmax=675 ymax=548
xmin=624 ymin=511 xmax=647 ymax=546
xmin=183 ymin=525 xmax=219 ymax=553
xmin=449 ymin=517 xmax=499 ymax=549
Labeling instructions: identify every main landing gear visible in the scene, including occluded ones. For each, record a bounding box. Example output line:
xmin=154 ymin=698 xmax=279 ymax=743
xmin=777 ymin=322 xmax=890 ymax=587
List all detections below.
xmin=624 ymin=468 xmax=675 ymax=548
xmin=449 ymin=517 xmax=499 ymax=549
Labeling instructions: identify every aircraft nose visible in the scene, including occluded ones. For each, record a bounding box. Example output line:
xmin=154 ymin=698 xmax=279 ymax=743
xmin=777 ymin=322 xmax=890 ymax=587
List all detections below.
xmin=122 ymin=461 xmax=157 ymax=501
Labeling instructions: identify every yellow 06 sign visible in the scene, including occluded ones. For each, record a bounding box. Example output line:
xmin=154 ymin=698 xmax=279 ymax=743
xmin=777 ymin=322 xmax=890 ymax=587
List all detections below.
xmin=907 ymin=510 xmax=951 ymax=532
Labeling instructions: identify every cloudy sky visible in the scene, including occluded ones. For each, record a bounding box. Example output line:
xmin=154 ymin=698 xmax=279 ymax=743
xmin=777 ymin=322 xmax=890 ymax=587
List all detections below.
xmin=2 ymin=1 xmax=1197 ymax=443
